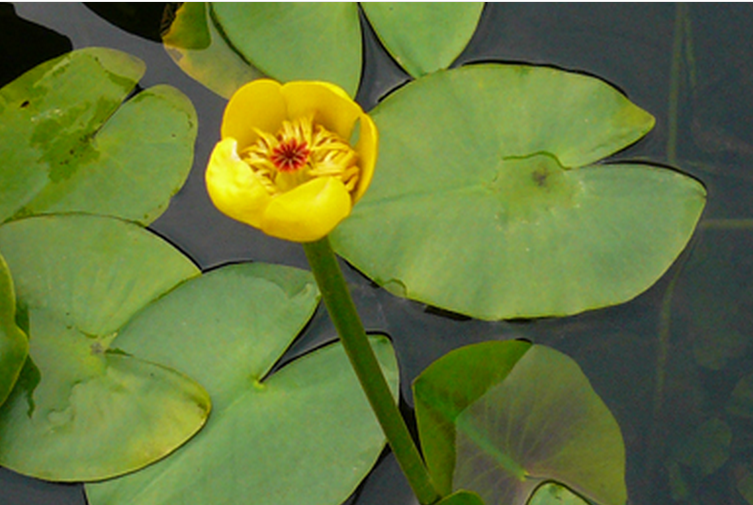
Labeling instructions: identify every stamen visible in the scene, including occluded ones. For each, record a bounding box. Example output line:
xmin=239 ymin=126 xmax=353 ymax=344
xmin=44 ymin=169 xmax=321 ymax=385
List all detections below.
xmin=241 ymin=116 xmax=360 ymax=197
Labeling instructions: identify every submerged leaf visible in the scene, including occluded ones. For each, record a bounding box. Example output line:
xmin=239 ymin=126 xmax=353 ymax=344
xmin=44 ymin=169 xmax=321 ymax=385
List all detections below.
xmin=85 ymin=264 xmax=399 ymax=505
xmin=0 ymin=253 xmax=27 ymax=407
xmin=0 ymin=215 xmax=207 ymax=481
xmin=362 ymin=3 xmax=484 ymax=77
xmin=332 ymin=64 xmax=706 ymax=320
xmin=0 ymin=47 xmax=197 ymax=225
xmin=453 ymin=345 xmax=626 ymax=505
xmin=162 ymin=2 xmax=262 ymax=99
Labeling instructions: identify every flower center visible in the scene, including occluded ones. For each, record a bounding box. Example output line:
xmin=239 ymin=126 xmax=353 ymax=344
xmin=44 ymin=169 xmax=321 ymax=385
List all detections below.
xmin=270 ymin=138 xmax=310 ymax=172
xmin=240 ymin=116 xmax=359 ymax=195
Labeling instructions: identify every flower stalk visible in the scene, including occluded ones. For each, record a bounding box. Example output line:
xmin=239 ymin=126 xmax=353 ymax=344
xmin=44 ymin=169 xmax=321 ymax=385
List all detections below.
xmin=303 ymin=237 xmax=440 ymax=505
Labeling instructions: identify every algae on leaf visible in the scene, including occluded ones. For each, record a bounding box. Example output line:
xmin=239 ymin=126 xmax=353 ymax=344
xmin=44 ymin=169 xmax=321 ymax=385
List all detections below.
xmin=0 ymin=48 xmax=197 ymax=225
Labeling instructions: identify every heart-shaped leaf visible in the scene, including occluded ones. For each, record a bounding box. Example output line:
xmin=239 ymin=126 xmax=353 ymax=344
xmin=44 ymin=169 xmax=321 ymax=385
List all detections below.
xmin=332 ymin=64 xmax=706 ymax=320
xmin=528 ymin=483 xmax=590 ymax=505
xmin=414 ymin=340 xmax=532 ymax=496
xmin=435 ymin=490 xmax=486 ymax=505
xmin=0 ymin=47 xmax=197 ymax=225
xmin=362 ymin=3 xmax=484 ymax=77
xmin=453 ymin=345 xmax=626 ymax=505
xmin=0 ymin=214 xmax=207 ymax=481
xmin=162 ymin=2 xmax=262 ymax=99
xmin=210 ymin=3 xmax=362 ymax=97
xmin=0 ymin=253 xmax=28 ymax=407
xmin=85 ymin=263 xmax=399 ymax=505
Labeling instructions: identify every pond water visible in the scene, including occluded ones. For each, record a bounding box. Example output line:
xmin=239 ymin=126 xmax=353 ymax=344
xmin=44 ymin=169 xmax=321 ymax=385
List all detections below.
xmin=2 ymin=3 xmax=753 ymax=505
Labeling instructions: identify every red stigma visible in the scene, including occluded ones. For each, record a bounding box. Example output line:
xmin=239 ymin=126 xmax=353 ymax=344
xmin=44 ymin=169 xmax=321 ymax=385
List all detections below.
xmin=271 ymin=139 xmax=310 ymax=172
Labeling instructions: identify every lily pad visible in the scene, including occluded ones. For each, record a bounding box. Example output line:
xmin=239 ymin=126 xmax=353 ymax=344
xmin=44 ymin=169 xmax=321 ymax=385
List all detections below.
xmin=85 ymin=264 xmax=399 ymax=505
xmin=0 ymin=253 xmax=28 ymax=407
xmin=0 ymin=47 xmax=197 ymax=225
xmin=414 ymin=340 xmax=532 ymax=495
xmin=361 ymin=3 xmax=484 ymax=77
xmin=210 ymin=3 xmax=362 ymax=97
xmin=332 ymin=64 xmax=706 ymax=320
xmin=0 ymin=214 xmax=208 ymax=481
xmin=162 ymin=2 xmax=262 ymax=99
xmin=453 ymin=345 xmax=626 ymax=505
xmin=528 ymin=483 xmax=590 ymax=505
xmin=436 ymin=490 xmax=486 ymax=505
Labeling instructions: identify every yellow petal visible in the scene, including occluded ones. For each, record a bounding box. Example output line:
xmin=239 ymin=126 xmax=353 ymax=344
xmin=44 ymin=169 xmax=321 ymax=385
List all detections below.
xmin=282 ymin=81 xmax=362 ymax=141
xmin=206 ymin=138 xmax=273 ymax=228
xmin=261 ymin=177 xmax=352 ymax=242
xmin=221 ymin=79 xmax=287 ymax=149
xmin=352 ymin=113 xmax=378 ymax=202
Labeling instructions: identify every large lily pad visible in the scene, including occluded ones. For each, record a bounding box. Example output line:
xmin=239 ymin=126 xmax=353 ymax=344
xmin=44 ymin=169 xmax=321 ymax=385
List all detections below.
xmin=0 ymin=253 xmax=27 ymax=407
xmin=85 ymin=264 xmax=399 ymax=505
xmin=361 ymin=3 xmax=484 ymax=77
xmin=332 ymin=64 xmax=706 ymax=320
xmin=162 ymin=2 xmax=262 ymax=99
xmin=453 ymin=345 xmax=626 ymax=505
xmin=210 ymin=3 xmax=362 ymax=97
xmin=0 ymin=47 xmax=197 ymax=225
xmin=0 ymin=214 xmax=208 ymax=481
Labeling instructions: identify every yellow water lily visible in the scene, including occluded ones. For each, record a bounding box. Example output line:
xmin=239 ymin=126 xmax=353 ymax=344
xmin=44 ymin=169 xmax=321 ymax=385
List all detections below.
xmin=206 ymin=79 xmax=378 ymax=242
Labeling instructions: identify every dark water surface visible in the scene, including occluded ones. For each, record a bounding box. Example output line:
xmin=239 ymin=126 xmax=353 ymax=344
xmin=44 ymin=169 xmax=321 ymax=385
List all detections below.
xmin=2 ymin=3 xmax=753 ymax=505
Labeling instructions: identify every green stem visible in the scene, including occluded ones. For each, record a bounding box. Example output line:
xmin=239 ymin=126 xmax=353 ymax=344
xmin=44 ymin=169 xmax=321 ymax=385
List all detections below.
xmin=303 ymin=237 xmax=440 ymax=505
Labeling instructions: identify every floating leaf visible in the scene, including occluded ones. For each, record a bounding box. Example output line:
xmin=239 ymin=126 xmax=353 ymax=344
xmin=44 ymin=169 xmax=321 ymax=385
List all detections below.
xmin=436 ymin=490 xmax=486 ymax=505
xmin=362 ymin=3 xmax=484 ymax=77
xmin=528 ymin=483 xmax=590 ymax=505
xmin=414 ymin=340 xmax=532 ymax=495
xmin=162 ymin=2 xmax=262 ymax=99
xmin=0 ymin=214 xmax=207 ymax=481
xmin=453 ymin=345 xmax=626 ymax=505
xmin=85 ymin=264 xmax=399 ymax=505
xmin=0 ymin=253 xmax=27 ymax=407
xmin=332 ymin=64 xmax=706 ymax=320
xmin=0 ymin=47 xmax=197 ymax=225
xmin=210 ymin=3 xmax=362 ymax=97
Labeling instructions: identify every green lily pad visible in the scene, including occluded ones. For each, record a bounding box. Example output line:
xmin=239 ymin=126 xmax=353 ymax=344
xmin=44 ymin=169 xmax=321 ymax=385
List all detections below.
xmin=0 ymin=214 xmax=208 ymax=481
xmin=436 ymin=490 xmax=486 ymax=505
xmin=0 ymin=47 xmax=197 ymax=225
xmin=85 ymin=264 xmax=399 ymax=505
xmin=414 ymin=340 xmax=532 ymax=496
xmin=361 ymin=3 xmax=484 ymax=77
xmin=162 ymin=2 xmax=262 ymax=99
xmin=210 ymin=3 xmax=362 ymax=97
xmin=0 ymin=253 xmax=28 ymax=407
xmin=332 ymin=64 xmax=706 ymax=320
xmin=528 ymin=483 xmax=590 ymax=505
xmin=453 ymin=345 xmax=626 ymax=505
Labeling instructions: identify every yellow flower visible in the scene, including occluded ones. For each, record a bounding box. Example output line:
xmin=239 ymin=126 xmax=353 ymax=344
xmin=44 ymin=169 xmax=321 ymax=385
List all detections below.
xmin=206 ymin=79 xmax=378 ymax=242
